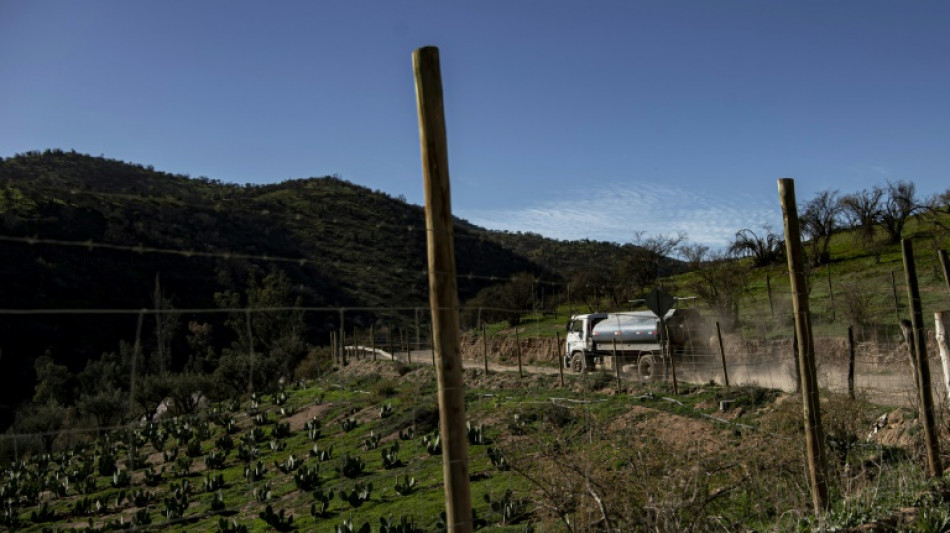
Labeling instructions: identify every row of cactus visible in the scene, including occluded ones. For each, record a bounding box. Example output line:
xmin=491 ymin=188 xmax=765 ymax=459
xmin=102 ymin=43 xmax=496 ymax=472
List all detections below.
xmin=0 ymin=385 xmax=514 ymax=531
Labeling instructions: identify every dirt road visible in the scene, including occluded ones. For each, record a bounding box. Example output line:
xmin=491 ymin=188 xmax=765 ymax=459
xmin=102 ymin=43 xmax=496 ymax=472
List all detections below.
xmin=353 ymin=346 xmax=934 ymax=406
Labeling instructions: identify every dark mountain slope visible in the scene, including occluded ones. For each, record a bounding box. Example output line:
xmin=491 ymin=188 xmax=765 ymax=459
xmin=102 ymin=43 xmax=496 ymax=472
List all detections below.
xmin=0 ymin=150 xmax=631 ymax=424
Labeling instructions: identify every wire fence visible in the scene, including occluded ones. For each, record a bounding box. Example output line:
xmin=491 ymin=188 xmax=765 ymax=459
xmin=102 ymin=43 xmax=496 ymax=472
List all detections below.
xmin=3 ymin=182 xmax=950 ymax=530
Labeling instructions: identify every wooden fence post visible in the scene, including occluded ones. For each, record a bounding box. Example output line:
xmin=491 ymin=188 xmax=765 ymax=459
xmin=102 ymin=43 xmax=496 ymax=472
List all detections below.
xmin=766 ymin=274 xmax=774 ymax=317
xmin=613 ymin=338 xmax=622 ymax=393
xmin=414 ymin=45 xmax=472 ymax=532
xmin=935 ymin=311 xmax=950 ymax=405
xmin=792 ymin=330 xmax=801 ymax=393
xmin=778 ymin=177 xmax=829 ymax=514
xmin=556 ymin=331 xmax=564 ymax=387
xmin=371 ymin=325 xmax=377 ymax=361
xmin=899 ymin=319 xmax=920 ymax=387
xmin=716 ymin=321 xmax=729 ymax=388
xmin=940 ymin=250 xmax=950 ymax=296
xmin=515 ymin=327 xmax=523 ymax=380
xmin=330 ymin=331 xmax=336 ymax=365
xmin=482 ymin=324 xmax=489 ymax=375
xmin=902 ymin=238 xmax=942 ymax=477
xmin=664 ymin=320 xmax=679 ymax=395
xmin=847 ymin=326 xmax=855 ymax=400
xmin=387 ymin=326 xmax=393 ymax=361
xmin=339 ymin=309 xmax=347 ymax=366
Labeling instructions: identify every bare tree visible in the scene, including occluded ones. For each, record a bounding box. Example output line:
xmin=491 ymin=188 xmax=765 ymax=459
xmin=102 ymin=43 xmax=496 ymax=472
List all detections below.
xmin=800 ymin=189 xmax=842 ymax=266
xmin=690 ymin=251 xmax=749 ymax=331
xmin=622 ymin=231 xmax=686 ymax=291
xmin=676 ymin=243 xmax=709 ymax=270
xmin=840 ymin=186 xmax=884 ymax=251
xmin=728 ymin=226 xmax=784 ymax=267
xmin=919 ymin=191 xmax=950 ymax=276
xmin=878 ymin=179 xmax=919 ymax=244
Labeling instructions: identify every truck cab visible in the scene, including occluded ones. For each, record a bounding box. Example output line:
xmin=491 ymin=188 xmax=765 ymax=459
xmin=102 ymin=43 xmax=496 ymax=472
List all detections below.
xmin=563 ymin=313 xmax=606 ymax=371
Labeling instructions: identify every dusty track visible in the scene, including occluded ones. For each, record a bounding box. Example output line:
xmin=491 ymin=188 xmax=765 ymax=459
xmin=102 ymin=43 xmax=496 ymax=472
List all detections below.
xmin=348 ymin=345 xmax=933 ymax=406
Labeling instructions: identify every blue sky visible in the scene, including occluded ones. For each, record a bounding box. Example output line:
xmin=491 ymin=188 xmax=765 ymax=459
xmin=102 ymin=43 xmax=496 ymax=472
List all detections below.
xmin=2 ymin=1 xmax=948 ymax=250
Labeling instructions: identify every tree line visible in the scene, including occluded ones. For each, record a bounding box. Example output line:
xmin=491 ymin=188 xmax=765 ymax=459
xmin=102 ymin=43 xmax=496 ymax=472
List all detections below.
xmin=464 ymin=179 xmax=950 ymax=333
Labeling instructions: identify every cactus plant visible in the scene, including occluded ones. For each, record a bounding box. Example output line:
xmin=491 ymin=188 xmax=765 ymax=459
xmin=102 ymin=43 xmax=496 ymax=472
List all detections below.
xmin=394 ymin=475 xmax=416 ymax=496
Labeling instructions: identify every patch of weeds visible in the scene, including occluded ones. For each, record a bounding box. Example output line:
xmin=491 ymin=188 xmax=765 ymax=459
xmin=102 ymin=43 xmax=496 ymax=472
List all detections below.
xmin=372 ymin=379 xmax=398 ymax=400
xmin=540 ymin=403 xmax=573 ymax=429
xmin=914 ymin=506 xmax=950 ymax=533
xmin=717 ymin=383 xmax=779 ymax=410
xmin=580 ymin=370 xmax=615 ymax=391
xmin=348 ymin=373 xmax=383 ymax=390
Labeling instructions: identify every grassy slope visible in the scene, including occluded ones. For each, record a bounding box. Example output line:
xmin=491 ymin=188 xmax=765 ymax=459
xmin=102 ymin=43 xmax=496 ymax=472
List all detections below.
xmin=486 ymin=213 xmax=950 ymax=345
xmin=7 ymin=360 xmax=950 ymax=532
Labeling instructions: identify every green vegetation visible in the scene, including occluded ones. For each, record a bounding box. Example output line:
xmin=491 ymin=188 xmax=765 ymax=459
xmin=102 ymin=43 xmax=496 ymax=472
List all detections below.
xmin=1 ymin=362 xmax=947 ymax=531
xmin=2 ymin=150 xmax=950 ymax=530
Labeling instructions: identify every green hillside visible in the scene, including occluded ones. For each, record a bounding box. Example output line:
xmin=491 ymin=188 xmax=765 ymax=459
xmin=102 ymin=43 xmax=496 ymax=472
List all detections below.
xmin=0 ymin=150 xmax=644 ymax=431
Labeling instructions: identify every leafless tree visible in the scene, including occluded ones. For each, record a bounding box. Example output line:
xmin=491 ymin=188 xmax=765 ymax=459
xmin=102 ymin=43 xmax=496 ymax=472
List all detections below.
xmin=690 ymin=251 xmax=750 ymax=331
xmin=676 ymin=243 xmax=709 ymax=270
xmin=618 ymin=232 xmax=686 ymax=296
xmin=840 ymin=186 xmax=884 ymax=250
xmin=800 ymin=189 xmax=842 ymax=266
xmin=879 ymin=179 xmax=919 ymax=244
xmin=918 ymin=190 xmax=950 ymax=277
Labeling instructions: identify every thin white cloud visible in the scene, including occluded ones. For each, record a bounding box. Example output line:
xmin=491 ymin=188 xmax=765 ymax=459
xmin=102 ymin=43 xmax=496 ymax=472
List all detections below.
xmin=458 ymin=182 xmax=782 ymax=250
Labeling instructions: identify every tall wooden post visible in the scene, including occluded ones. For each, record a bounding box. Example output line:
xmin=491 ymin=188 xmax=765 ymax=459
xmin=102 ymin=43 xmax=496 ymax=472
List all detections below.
xmin=778 ymin=178 xmax=829 ymax=514
xmin=341 ymin=326 xmax=348 ymax=365
xmin=515 ymin=327 xmax=523 ymax=380
xmin=414 ymin=45 xmax=472 ymax=532
xmin=792 ymin=333 xmax=801 ymax=393
xmin=899 ymin=319 xmax=920 ymax=386
xmin=556 ymin=331 xmax=565 ymax=387
xmin=902 ymin=238 xmax=942 ymax=477
xmin=847 ymin=326 xmax=855 ymax=400
xmin=716 ymin=321 xmax=729 ymax=388
xmin=663 ymin=320 xmax=679 ymax=395
xmin=371 ymin=325 xmax=377 ymax=362
xmin=339 ymin=309 xmax=346 ymax=366
xmin=331 ymin=331 xmax=337 ymax=364
xmin=613 ymin=338 xmax=622 ymax=393
xmin=387 ymin=326 xmax=393 ymax=361
xmin=481 ymin=325 xmax=489 ymax=374
xmin=935 ymin=311 xmax=950 ymax=405
xmin=939 ymin=250 xmax=950 ymax=295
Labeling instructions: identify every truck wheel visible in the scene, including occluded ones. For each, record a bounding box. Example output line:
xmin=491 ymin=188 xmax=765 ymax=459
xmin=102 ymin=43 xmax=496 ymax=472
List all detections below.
xmin=638 ymin=353 xmax=665 ymax=381
xmin=570 ymin=352 xmax=585 ymax=373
